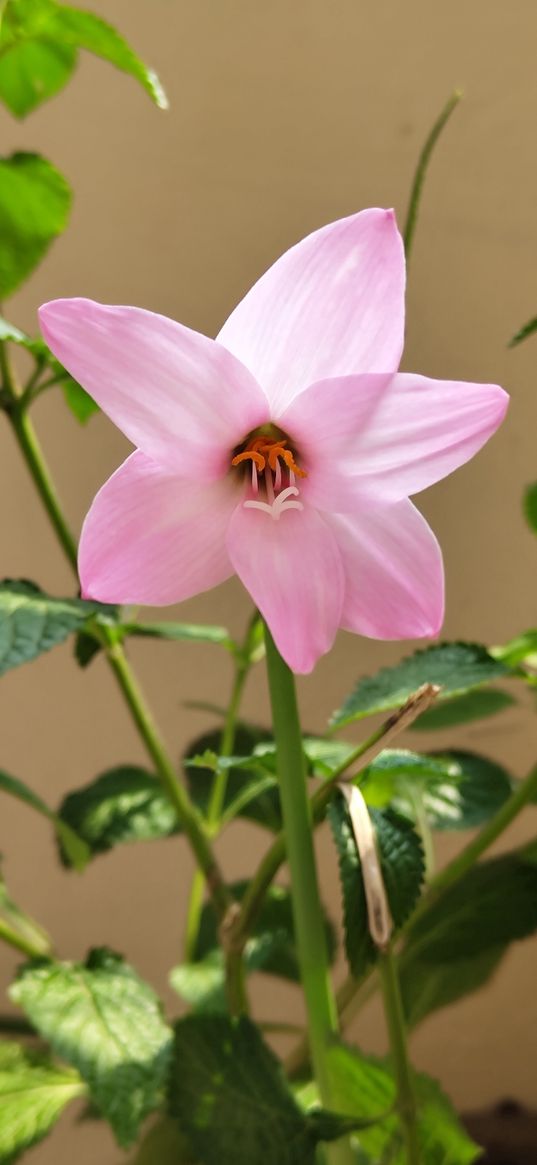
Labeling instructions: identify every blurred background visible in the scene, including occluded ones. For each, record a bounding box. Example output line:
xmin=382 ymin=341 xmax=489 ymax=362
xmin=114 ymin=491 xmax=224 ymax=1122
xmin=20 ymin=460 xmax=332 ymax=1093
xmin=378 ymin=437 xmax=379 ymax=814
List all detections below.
xmin=1 ymin=1 xmax=536 ymax=1160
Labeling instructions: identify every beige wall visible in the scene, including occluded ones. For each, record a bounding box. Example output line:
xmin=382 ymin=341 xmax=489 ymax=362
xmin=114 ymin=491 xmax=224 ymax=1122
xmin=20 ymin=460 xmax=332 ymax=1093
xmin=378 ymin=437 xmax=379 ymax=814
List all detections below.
xmin=1 ymin=1 xmax=537 ymax=1160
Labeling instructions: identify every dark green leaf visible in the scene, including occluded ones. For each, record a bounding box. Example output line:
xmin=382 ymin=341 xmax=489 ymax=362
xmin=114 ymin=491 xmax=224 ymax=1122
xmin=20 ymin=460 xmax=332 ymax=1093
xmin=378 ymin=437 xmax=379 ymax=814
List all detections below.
xmin=331 ymin=642 xmax=510 ymax=730
xmin=10 ymin=949 xmax=172 ymax=1147
xmin=329 ymin=798 xmax=424 ymax=977
xmin=171 ymin=882 xmax=337 ymax=1011
xmin=57 ymin=766 xmax=179 ymax=865
xmin=0 ymin=0 xmax=167 ymax=116
xmin=0 ymin=580 xmax=115 ymax=676
xmin=0 ymin=1040 xmax=85 ymax=1164
xmin=324 ymin=1044 xmax=479 ymax=1164
xmin=361 ymin=748 xmax=513 ymax=831
xmin=523 ymin=482 xmax=537 ymax=536
xmin=0 ymin=153 xmax=71 ymax=299
xmin=508 ymin=315 xmax=537 ymax=347
xmin=126 ymin=621 xmax=234 ymax=649
xmin=0 ymin=769 xmax=89 ymax=870
xmin=0 ymin=31 xmax=75 ymax=117
xmin=412 ymin=687 xmax=514 ymax=730
xmin=401 ymin=846 xmax=537 ymax=1025
xmin=129 ymin=1116 xmax=193 ymax=1165
xmin=73 ymin=630 xmax=101 ymax=668
xmin=184 ymin=724 xmax=281 ymax=830
xmin=169 ymin=1016 xmax=372 ymax=1165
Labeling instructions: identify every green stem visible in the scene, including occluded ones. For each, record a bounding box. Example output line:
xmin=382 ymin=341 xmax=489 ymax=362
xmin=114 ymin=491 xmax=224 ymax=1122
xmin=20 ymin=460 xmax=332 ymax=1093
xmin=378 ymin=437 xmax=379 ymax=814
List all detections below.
xmin=264 ymin=627 xmax=353 ymax=1165
xmin=105 ymin=640 xmax=230 ymax=920
xmin=1 ymin=342 xmax=230 ymax=924
xmin=378 ymin=945 xmax=421 ymax=1165
xmin=184 ymin=637 xmax=250 ymax=963
xmin=0 ymin=918 xmax=46 ymax=960
xmin=403 ymin=89 xmax=463 ymax=261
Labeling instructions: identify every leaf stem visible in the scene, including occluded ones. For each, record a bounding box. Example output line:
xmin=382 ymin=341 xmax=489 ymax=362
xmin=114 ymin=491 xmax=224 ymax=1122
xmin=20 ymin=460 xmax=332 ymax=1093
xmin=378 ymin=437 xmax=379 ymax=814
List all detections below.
xmin=378 ymin=944 xmax=421 ymax=1165
xmin=263 ymin=626 xmax=353 ymax=1165
xmin=0 ymin=917 xmax=47 ymax=961
xmin=403 ymin=89 xmax=463 ymax=261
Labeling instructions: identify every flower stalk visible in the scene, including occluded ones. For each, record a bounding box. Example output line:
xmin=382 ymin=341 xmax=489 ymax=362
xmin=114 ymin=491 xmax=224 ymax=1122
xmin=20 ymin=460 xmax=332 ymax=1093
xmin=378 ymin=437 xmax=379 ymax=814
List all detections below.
xmin=378 ymin=943 xmax=421 ymax=1165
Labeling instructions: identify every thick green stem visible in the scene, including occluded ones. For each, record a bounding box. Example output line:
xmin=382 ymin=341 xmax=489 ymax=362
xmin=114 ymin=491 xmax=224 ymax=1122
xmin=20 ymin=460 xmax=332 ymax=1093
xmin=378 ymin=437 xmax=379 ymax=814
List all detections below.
xmin=264 ymin=627 xmax=353 ymax=1165
xmin=378 ymin=945 xmax=421 ymax=1165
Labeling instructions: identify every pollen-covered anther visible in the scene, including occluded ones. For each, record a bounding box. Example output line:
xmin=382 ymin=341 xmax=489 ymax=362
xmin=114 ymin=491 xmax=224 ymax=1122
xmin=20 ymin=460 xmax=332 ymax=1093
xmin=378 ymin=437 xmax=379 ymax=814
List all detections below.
xmin=231 ymin=434 xmax=307 ymax=519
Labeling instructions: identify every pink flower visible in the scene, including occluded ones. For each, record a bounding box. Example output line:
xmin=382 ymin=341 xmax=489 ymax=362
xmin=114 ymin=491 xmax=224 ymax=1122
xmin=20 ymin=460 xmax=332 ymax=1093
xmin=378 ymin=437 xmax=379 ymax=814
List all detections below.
xmin=39 ymin=209 xmax=508 ymax=674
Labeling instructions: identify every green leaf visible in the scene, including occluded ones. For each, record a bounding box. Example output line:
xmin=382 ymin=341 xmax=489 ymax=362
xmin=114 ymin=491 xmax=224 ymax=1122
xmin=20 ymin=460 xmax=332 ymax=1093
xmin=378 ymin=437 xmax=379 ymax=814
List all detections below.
xmin=331 ymin=642 xmax=510 ymax=730
xmin=523 ymin=481 xmax=537 ymax=536
xmin=0 ymin=769 xmax=89 ymax=870
xmin=57 ymin=766 xmax=179 ymax=865
xmin=184 ymin=724 xmax=282 ymax=831
xmin=60 ymin=378 xmax=99 ymax=423
xmin=401 ymin=846 xmax=537 ymax=1025
xmin=126 ymin=621 xmax=234 ymax=649
xmin=171 ymin=882 xmax=337 ymax=1011
xmin=0 ymin=1039 xmax=85 ymax=1164
xmin=169 ymin=1016 xmax=372 ymax=1165
xmin=329 ymin=798 xmax=424 ymax=977
xmin=0 ymin=153 xmax=71 ymax=299
xmin=0 ymin=580 xmax=115 ymax=676
xmin=0 ymin=316 xmax=47 ymax=356
xmin=129 ymin=1116 xmax=193 ymax=1165
xmin=0 ymin=32 xmax=75 ymax=118
xmin=361 ymin=748 xmax=513 ymax=831
xmin=0 ymin=0 xmax=167 ymax=116
xmin=10 ymin=949 xmax=172 ymax=1147
xmin=508 ymin=315 xmax=537 ymax=347
xmin=324 ymin=1043 xmax=479 ymax=1164
xmin=412 ymin=687 xmax=515 ymax=730
xmin=492 ymin=629 xmax=537 ymax=667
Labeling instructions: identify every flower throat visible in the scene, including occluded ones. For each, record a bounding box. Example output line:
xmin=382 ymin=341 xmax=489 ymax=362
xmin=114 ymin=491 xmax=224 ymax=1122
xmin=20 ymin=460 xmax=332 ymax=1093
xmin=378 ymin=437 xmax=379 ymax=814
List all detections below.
xmin=231 ymin=423 xmax=307 ymax=520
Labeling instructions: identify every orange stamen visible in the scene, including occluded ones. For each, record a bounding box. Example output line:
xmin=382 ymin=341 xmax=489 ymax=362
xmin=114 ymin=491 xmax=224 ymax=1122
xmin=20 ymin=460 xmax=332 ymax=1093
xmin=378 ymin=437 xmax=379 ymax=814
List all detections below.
xmin=231 ymin=437 xmax=307 ymax=479
xmin=231 ymin=449 xmax=266 ymax=471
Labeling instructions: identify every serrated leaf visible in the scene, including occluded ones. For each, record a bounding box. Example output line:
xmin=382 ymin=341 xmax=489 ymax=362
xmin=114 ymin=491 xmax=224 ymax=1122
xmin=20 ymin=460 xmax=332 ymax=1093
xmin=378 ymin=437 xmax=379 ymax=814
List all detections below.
xmin=412 ymin=687 xmax=515 ymax=730
xmin=169 ymin=1016 xmax=371 ymax=1165
xmin=171 ymin=882 xmax=337 ymax=1011
xmin=329 ymin=798 xmax=424 ymax=977
xmin=0 ymin=0 xmax=167 ymax=116
xmin=324 ymin=1043 xmax=479 ymax=1164
xmin=10 ymin=949 xmax=172 ymax=1147
xmin=361 ymin=748 xmax=513 ymax=831
xmin=0 ymin=153 xmax=71 ymax=299
xmin=523 ymin=482 xmax=537 ymax=536
xmin=0 ymin=1039 xmax=85 ymax=1164
xmin=0 ymin=580 xmax=115 ymax=676
xmin=184 ymin=724 xmax=282 ymax=831
xmin=0 ymin=769 xmax=89 ymax=870
xmin=331 ymin=642 xmax=510 ymax=729
xmin=401 ymin=846 xmax=537 ymax=1025
xmin=57 ymin=766 xmax=179 ymax=865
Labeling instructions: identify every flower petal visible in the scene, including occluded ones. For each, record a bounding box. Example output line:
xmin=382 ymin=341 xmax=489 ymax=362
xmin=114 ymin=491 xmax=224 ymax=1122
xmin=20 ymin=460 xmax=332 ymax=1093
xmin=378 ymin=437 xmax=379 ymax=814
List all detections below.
xmin=217 ymin=209 xmax=405 ymax=413
xmin=226 ymin=502 xmax=344 ymax=673
xmin=342 ymin=373 xmax=509 ymax=501
xmin=79 ymin=451 xmax=236 ymax=605
xmin=330 ymin=499 xmax=444 ymax=639
xmin=40 ymin=299 xmax=269 ymax=478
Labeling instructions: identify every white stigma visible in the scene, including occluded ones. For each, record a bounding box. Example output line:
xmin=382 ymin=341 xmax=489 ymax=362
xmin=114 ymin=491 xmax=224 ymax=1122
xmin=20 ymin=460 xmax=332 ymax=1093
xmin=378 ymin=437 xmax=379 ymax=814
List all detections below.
xmin=244 ymin=485 xmax=303 ymax=521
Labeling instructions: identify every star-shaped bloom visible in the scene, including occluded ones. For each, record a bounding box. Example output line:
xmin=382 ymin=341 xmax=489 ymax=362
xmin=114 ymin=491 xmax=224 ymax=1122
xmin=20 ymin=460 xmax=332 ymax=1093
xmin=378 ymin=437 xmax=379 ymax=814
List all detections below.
xmin=40 ymin=209 xmax=508 ymax=673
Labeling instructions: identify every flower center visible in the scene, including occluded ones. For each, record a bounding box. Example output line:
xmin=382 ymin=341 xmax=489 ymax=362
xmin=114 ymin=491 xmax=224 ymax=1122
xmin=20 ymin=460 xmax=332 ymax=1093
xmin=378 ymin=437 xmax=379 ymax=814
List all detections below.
xmin=231 ymin=424 xmax=307 ymax=521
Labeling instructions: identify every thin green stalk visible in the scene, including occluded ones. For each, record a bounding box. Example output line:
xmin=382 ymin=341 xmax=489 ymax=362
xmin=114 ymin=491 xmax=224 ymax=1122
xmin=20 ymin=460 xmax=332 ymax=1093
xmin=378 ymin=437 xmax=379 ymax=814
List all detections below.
xmin=0 ymin=917 xmax=46 ymax=961
xmin=1 ymin=342 xmax=230 ymax=925
xmin=378 ymin=944 xmax=421 ymax=1165
xmin=264 ymin=626 xmax=353 ymax=1165
xmin=404 ymin=89 xmax=463 ymax=261
xmin=184 ymin=656 xmax=248 ymax=962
